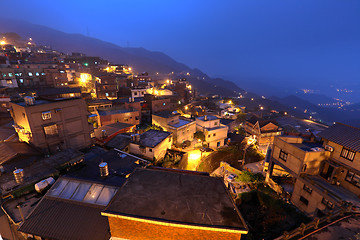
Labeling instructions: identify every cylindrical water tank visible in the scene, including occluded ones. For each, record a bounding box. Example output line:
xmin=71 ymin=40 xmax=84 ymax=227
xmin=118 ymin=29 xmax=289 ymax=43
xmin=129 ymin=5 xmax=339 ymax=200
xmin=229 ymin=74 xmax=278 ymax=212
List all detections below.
xmin=13 ymin=168 xmax=24 ymax=184
xmin=99 ymin=162 xmax=109 ymax=177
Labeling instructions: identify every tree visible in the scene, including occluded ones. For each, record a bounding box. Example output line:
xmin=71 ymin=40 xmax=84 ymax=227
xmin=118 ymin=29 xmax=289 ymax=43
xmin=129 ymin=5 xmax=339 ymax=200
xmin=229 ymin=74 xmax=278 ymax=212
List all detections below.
xmin=193 ymin=131 xmax=205 ymax=142
xmin=145 ymin=124 xmax=163 ymax=131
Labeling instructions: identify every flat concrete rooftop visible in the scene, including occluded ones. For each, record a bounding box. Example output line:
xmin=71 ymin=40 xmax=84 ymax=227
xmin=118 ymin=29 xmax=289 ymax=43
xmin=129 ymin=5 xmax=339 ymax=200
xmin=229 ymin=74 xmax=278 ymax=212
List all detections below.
xmin=104 ymin=168 xmax=247 ymax=231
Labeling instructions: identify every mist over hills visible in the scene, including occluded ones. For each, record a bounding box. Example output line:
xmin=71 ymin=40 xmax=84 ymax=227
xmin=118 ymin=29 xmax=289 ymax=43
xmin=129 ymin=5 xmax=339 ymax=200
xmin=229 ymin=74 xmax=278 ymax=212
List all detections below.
xmin=0 ymin=18 xmax=244 ymax=97
xmin=1 ymin=18 xmax=359 ymax=126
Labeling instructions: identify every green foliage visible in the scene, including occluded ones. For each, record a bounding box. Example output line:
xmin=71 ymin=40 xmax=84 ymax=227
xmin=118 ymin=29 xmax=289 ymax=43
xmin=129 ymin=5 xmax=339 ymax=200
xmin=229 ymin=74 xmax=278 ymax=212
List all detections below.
xmin=193 ymin=131 xmax=205 ymax=142
xmin=145 ymin=124 xmax=163 ymax=131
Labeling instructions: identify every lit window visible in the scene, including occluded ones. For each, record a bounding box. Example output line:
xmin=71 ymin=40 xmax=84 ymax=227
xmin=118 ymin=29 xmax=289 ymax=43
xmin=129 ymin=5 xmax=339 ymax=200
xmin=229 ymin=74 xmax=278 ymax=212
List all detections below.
xmin=279 ymin=150 xmax=288 ymax=161
xmin=6 ymin=80 xmax=12 ymax=84
xmin=41 ymin=72 xmax=45 ymax=76
xmin=8 ymin=73 xmax=13 ymax=77
xmin=28 ymin=72 xmax=33 ymax=76
xmin=44 ymin=124 xmax=58 ymax=137
xmin=42 ymin=111 xmax=52 ymax=120
xmin=19 ymin=79 xmax=24 ymax=83
xmin=163 ymin=103 xmax=166 ymax=106
xmin=105 ymin=93 xmax=109 ymax=97
xmin=321 ymin=198 xmax=333 ymax=209
xmin=340 ymin=147 xmax=356 ymax=161
xmin=35 ymin=72 xmax=40 ymax=76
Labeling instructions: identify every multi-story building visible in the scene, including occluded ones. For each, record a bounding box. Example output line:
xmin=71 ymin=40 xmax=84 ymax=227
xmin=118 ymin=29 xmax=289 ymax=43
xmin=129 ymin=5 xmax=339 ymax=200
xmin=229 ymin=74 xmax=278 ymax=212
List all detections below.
xmin=196 ymin=115 xmax=228 ymax=148
xmin=244 ymin=116 xmax=282 ymax=146
xmin=96 ymin=108 xmax=140 ymax=127
xmin=266 ymin=123 xmax=360 ymax=216
xmin=10 ymin=97 xmax=93 ymax=153
xmin=152 ymin=111 xmax=196 ymax=146
xmin=129 ymin=130 xmax=172 ymax=161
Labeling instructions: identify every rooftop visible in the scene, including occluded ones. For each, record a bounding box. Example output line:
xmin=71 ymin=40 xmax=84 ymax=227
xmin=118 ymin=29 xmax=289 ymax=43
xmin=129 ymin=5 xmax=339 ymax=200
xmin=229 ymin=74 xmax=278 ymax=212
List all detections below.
xmin=0 ymin=141 xmax=40 ymax=165
xmin=168 ymin=118 xmax=194 ymax=128
xmin=13 ymin=97 xmax=81 ymax=107
xmin=103 ymin=168 xmax=247 ymax=232
xmin=18 ymin=189 xmax=111 ymax=240
xmin=0 ymin=148 xmax=83 ymax=196
xmin=97 ymin=108 xmax=134 ymax=116
xmin=66 ymin=149 xmax=149 ymax=187
xmin=152 ymin=111 xmax=179 ymax=119
xmin=197 ymin=115 xmax=218 ymax=121
xmin=318 ymin=122 xmax=360 ymax=152
xmin=291 ymin=142 xmax=324 ymax=152
xmin=94 ymin=122 xmax=135 ymax=139
xmin=136 ymin=129 xmax=172 ymax=148
xmin=104 ymin=134 xmax=131 ymax=150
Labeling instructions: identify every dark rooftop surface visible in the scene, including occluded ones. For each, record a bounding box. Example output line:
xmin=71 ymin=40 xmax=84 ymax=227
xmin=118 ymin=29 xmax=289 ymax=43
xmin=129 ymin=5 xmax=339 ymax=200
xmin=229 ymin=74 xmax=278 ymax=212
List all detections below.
xmin=105 ymin=134 xmax=131 ymax=150
xmin=94 ymin=122 xmax=134 ymax=139
xmin=2 ymin=192 xmax=42 ymax=223
xmin=0 ymin=148 xmax=83 ymax=196
xmin=137 ymin=129 xmax=171 ymax=148
xmin=97 ymin=108 xmax=134 ymax=116
xmin=303 ymin=215 xmax=360 ymax=240
xmin=18 ymin=196 xmax=110 ymax=240
xmin=152 ymin=110 xmax=179 ymax=118
xmin=197 ymin=115 xmax=218 ymax=121
xmin=104 ymin=168 xmax=247 ymax=231
xmin=318 ymin=122 xmax=360 ymax=152
xmin=291 ymin=142 xmax=324 ymax=152
xmin=66 ymin=149 xmax=149 ymax=187
xmin=0 ymin=141 xmax=40 ymax=165
xmin=14 ymin=97 xmax=81 ymax=107
xmin=220 ymin=118 xmax=234 ymax=125
xmin=37 ymin=87 xmax=81 ymax=96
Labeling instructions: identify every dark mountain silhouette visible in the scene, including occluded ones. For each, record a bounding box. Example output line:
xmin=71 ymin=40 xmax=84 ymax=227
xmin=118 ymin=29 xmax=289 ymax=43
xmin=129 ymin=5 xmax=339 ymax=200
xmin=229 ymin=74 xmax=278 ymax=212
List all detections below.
xmin=0 ymin=18 xmax=244 ymax=96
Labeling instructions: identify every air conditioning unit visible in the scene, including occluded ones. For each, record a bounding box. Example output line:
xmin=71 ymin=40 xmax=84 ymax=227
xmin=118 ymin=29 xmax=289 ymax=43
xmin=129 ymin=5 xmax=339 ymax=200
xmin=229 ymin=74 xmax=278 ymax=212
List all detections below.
xmin=325 ymin=145 xmax=334 ymax=152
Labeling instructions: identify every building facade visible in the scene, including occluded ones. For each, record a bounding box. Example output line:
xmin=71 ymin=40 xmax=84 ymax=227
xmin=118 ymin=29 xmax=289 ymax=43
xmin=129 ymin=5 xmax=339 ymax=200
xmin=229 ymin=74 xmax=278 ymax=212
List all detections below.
xmin=10 ymin=97 xmax=93 ymax=153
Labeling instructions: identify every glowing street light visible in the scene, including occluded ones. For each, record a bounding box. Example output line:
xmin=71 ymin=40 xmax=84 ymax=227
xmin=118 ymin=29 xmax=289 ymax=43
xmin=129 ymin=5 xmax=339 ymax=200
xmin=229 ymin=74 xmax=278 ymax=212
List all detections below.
xmin=0 ymin=41 xmax=6 ymax=45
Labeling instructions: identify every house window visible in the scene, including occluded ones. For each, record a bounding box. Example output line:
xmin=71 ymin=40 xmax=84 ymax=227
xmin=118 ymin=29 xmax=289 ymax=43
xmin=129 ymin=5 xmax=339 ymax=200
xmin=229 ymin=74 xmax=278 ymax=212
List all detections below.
xmin=279 ymin=150 xmax=288 ymax=161
xmin=105 ymin=93 xmax=109 ymax=97
xmin=35 ymin=72 xmax=40 ymax=76
xmin=213 ymin=133 xmax=216 ymax=137
xmin=6 ymin=80 xmax=12 ymax=84
xmin=208 ymin=134 xmax=210 ymax=138
xmin=321 ymin=198 xmax=334 ymax=209
xmin=214 ymin=122 xmax=218 ymax=126
xmin=299 ymin=196 xmax=309 ymax=206
xmin=163 ymin=103 xmax=166 ymax=106
xmin=303 ymin=184 xmax=313 ymax=194
xmin=44 ymin=124 xmax=58 ymax=137
xmin=217 ymin=141 xmax=221 ymax=147
xmin=19 ymin=79 xmax=24 ymax=83
xmin=340 ymin=147 xmax=356 ymax=161
xmin=42 ymin=111 xmax=52 ymax=120
xmin=28 ymin=72 xmax=33 ymax=76
xmin=149 ymin=148 xmax=153 ymax=152
xmin=124 ymin=118 xmax=129 ymax=122
xmin=134 ymin=92 xmax=138 ymax=96
xmin=345 ymin=170 xmax=360 ymax=188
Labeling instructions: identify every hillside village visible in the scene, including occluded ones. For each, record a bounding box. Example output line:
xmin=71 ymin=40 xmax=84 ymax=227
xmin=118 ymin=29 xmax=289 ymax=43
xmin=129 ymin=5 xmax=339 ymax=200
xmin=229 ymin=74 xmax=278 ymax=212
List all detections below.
xmin=0 ymin=33 xmax=360 ymax=240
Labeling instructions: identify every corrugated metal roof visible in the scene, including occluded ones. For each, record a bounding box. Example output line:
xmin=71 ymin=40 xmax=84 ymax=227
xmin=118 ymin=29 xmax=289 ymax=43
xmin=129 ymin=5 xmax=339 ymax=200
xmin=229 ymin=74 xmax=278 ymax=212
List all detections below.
xmin=318 ymin=123 xmax=360 ymax=152
xmin=19 ymin=197 xmax=110 ymax=240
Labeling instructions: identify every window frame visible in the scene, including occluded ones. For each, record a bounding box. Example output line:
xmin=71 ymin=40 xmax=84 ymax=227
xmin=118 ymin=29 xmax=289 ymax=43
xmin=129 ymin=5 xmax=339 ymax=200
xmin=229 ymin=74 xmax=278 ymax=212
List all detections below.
xmin=340 ymin=147 xmax=356 ymax=161
xmin=279 ymin=150 xmax=288 ymax=161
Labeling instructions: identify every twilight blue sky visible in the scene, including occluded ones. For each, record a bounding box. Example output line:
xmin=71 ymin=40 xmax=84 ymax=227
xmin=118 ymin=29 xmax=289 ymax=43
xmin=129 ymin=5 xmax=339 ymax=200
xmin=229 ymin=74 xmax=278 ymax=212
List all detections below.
xmin=1 ymin=0 xmax=360 ymax=96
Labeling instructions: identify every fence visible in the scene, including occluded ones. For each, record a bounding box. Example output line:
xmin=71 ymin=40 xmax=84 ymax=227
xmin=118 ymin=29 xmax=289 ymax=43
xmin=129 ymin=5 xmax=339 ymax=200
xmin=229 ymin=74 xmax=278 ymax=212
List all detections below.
xmin=275 ymin=205 xmax=355 ymax=240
